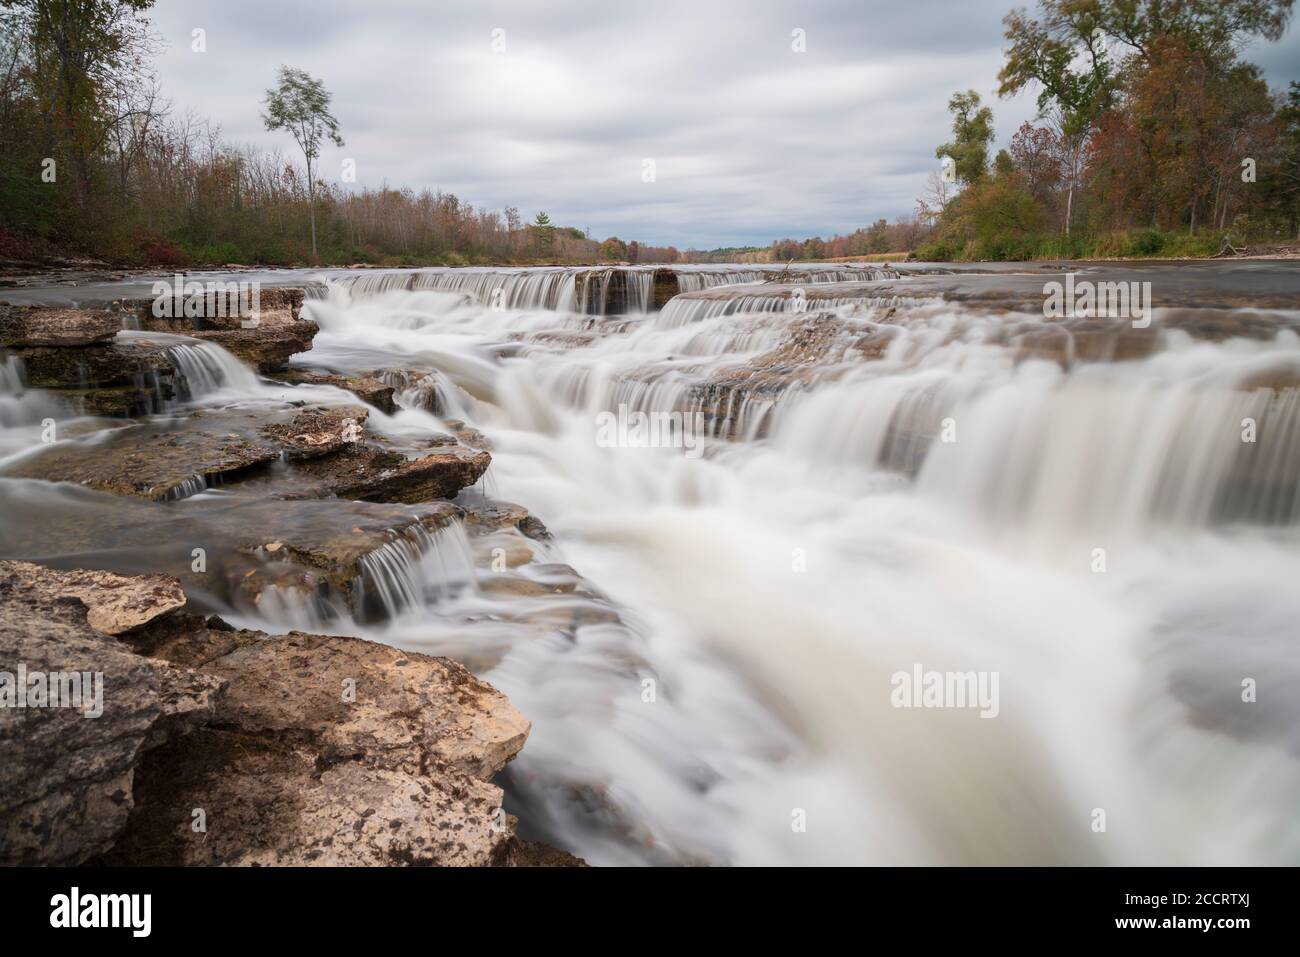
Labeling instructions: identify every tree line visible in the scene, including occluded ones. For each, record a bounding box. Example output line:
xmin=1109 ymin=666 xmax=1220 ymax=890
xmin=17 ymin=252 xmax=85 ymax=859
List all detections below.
xmin=725 ymin=0 xmax=1299 ymax=263
xmin=0 ymin=0 xmax=681 ymax=266
xmin=1 ymin=0 xmax=1296 ymax=267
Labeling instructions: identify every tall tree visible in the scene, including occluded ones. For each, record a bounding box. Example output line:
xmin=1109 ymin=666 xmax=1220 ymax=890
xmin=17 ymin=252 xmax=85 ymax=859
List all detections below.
xmin=530 ymin=210 xmax=555 ymax=255
xmin=936 ymin=90 xmax=995 ymax=186
xmin=262 ymin=65 xmax=343 ymax=260
xmin=1 ymin=0 xmax=156 ymax=219
xmin=998 ymin=5 xmax=1116 ymax=233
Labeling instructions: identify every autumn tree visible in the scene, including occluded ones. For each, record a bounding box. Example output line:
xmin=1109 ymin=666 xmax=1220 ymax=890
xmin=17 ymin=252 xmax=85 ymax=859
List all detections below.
xmin=936 ymin=90 xmax=994 ymax=185
xmin=1 ymin=0 xmax=157 ymax=234
xmin=599 ymin=236 xmax=627 ymax=260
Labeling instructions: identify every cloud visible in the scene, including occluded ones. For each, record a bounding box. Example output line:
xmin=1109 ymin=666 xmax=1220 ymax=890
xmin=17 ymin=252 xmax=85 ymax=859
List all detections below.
xmin=148 ymin=0 xmax=1300 ymax=248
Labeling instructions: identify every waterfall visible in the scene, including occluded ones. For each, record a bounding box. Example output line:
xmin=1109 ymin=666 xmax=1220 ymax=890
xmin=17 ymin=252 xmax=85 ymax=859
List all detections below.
xmin=320 ymin=264 xmax=900 ymax=315
xmin=0 ymin=355 xmax=25 ymax=392
xmin=6 ymin=261 xmax=1299 ymax=867
xmin=164 ymin=339 xmax=264 ymax=398
xmin=352 ymin=520 xmax=477 ymax=623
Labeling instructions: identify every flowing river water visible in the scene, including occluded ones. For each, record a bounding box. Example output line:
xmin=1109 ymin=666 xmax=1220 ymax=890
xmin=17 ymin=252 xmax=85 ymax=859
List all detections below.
xmin=2 ymin=261 xmax=1299 ymax=865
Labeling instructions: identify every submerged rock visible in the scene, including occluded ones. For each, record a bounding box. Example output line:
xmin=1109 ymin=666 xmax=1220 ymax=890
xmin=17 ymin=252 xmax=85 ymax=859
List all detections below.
xmin=265 ymin=368 xmax=398 ymax=414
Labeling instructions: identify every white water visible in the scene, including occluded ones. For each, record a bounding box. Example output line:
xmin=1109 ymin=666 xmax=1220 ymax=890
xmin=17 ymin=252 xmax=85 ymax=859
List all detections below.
xmin=290 ymin=284 xmax=1300 ymax=866
xmin=3 ymin=269 xmax=1298 ymax=865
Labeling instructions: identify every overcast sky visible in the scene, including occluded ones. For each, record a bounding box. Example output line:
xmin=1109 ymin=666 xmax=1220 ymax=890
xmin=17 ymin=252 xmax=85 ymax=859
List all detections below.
xmin=148 ymin=0 xmax=1300 ymax=249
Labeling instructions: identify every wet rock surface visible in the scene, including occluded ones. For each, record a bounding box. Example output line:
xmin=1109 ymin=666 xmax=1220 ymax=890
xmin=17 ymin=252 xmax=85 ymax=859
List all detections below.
xmin=2 ymin=409 xmax=286 ymax=500
xmin=2 ymin=399 xmax=487 ymax=505
xmin=266 ymin=367 xmax=397 ymax=414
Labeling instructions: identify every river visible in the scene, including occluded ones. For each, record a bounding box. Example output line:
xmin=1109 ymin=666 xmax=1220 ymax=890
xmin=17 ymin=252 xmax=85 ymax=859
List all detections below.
xmin=2 ymin=260 xmax=1299 ymax=865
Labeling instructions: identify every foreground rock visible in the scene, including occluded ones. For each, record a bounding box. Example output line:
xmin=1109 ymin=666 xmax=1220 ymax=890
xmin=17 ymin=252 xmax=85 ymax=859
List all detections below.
xmin=109 ymin=621 xmax=530 ymax=866
xmin=0 ymin=562 xmax=221 ymax=865
xmin=0 ymin=560 xmax=567 ymax=867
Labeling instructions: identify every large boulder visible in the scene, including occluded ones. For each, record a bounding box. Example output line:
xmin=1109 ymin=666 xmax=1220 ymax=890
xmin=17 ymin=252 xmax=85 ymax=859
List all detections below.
xmin=0 ymin=562 xmax=221 ymax=866
xmin=108 ymin=618 xmax=531 ymax=866
xmin=0 ymin=560 xmax=564 ymax=867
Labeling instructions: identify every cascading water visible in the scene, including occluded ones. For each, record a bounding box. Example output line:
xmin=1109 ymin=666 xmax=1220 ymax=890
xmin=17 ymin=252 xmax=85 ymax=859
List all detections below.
xmin=353 ymin=521 xmax=478 ymax=623
xmin=164 ymin=338 xmax=265 ymax=398
xmin=3 ymin=263 xmax=1298 ymax=866
xmin=316 ymin=263 xmax=899 ymax=315
xmin=289 ymin=270 xmax=1300 ymax=865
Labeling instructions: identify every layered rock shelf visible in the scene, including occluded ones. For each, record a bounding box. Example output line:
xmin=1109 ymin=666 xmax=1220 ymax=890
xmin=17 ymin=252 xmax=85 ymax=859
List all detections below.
xmin=0 ymin=284 xmax=585 ymax=867
xmin=0 ymin=560 xmax=575 ymax=866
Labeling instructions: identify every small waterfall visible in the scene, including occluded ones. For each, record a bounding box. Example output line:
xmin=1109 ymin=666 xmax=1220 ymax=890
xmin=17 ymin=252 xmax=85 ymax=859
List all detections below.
xmin=672 ymin=264 xmax=901 ymax=293
xmin=674 ymin=268 xmax=767 ymax=292
xmin=166 ymin=340 xmax=263 ymax=397
xmin=334 ymin=268 xmax=583 ymax=312
xmin=658 ymin=295 xmax=796 ymax=327
xmin=0 ymin=355 xmax=26 ymax=392
xmin=352 ymin=520 xmax=477 ymax=622
xmin=377 ymin=369 xmax=449 ymax=414
xmin=155 ymin=473 xmax=211 ymax=502
xmin=0 ymin=353 xmax=65 ymax=436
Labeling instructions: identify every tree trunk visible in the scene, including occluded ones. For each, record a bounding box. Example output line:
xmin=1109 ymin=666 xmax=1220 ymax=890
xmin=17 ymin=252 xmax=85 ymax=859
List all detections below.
xmin=307 ymin=158 xmax=317 ymax=261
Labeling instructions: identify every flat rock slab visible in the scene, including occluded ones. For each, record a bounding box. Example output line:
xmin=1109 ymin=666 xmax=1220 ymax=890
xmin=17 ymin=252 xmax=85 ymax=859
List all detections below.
xmin=292 ymin=443 xmax=491 ymax=503
xmin=118 ymin=286 xmax=305 ymax=331
xmin=2 ymin=411 xmax=285 ymax=500
xmin=2 ymin=403 xmax=371 ymax=500
xmin=0 ymin=305 xmax=120 ymax=347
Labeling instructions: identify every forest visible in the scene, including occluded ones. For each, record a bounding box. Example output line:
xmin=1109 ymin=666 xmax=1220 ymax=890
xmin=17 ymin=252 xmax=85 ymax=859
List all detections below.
xmin=0 ymin=0 xmax=1297 ymax=265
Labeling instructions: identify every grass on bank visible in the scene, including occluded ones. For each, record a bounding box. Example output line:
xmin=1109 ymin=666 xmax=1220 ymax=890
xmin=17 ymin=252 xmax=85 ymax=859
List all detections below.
xmin=913 ymin=227 xmax=1252 ymax=262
